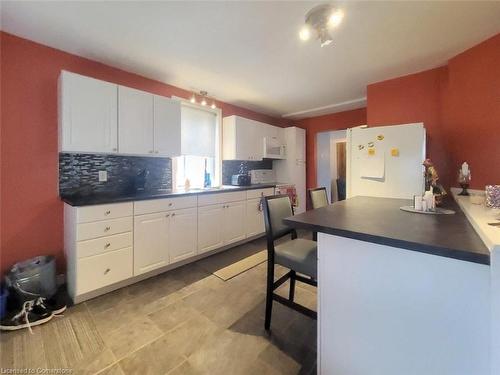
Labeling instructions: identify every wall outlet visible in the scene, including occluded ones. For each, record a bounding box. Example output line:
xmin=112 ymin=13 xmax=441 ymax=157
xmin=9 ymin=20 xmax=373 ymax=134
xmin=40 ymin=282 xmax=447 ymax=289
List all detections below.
xmin=98 ymin=170 xmax=108 ymax=182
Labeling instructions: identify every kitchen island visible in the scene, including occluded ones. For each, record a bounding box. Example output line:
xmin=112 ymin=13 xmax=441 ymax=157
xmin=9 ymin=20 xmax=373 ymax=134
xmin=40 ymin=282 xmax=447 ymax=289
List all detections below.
xmin=285 ymin=196 xmax=492 ymax=375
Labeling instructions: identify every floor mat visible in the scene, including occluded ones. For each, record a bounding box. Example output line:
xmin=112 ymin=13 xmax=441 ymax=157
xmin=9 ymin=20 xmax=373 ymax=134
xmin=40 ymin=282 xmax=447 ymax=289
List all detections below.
xmin=212 ymin=250 xmax=267 ymax=281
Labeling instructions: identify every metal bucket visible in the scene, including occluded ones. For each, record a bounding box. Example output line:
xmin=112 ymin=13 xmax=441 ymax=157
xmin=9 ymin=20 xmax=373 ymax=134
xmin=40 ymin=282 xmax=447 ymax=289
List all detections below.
xmin=7 ymin=256 xmax=57 ymax=299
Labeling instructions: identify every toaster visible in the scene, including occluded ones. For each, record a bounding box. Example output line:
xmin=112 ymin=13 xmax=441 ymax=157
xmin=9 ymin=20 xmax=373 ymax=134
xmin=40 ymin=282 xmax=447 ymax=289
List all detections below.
xmin=231 ymin=174 xmax=251 ymax=186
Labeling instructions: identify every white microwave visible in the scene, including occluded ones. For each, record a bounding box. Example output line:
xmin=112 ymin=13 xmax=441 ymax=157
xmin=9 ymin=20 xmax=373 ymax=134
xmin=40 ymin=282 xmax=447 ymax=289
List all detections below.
xmin=263 ymin=137 xmax=286 ymax=159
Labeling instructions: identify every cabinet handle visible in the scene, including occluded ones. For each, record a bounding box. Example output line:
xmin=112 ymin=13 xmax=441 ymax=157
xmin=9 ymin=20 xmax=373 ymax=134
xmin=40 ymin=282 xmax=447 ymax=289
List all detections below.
xmin=104 ymin=268 xmax=111 ymax=275
xmin=105 ymin=210 xmax=111 ymax=215
xmin=155 ymin=151 xmax=159 ymax=154
xmin=168 ymin=203 xmax=173 ymax=206
xmin=104 ymin=226 xmax=111 ymax=232
xmin=149 ymin=150 xmax=154 ymax=154
xmin=112 ymin=148 xmax=117 ymax=152
xmin=166 ymin=214 xmax=170 ymax=217
xmin=104 ymin=243 xmax=111 ymax=248
xmin=171 ymin=213 xmax=176 ymax=217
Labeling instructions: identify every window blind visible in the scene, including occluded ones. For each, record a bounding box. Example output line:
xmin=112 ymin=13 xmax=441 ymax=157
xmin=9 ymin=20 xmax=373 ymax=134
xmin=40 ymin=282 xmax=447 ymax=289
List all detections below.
xmin=181 ymin=105 xmax=217 ymax=157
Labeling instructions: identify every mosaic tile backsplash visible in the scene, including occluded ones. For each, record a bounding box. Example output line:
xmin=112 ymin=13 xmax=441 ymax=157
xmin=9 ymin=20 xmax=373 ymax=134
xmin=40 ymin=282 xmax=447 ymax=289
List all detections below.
xmin=59 ymin=153 xmax=172 ymax=197
xmin=221 ymin=159 xmax=273 ymax=185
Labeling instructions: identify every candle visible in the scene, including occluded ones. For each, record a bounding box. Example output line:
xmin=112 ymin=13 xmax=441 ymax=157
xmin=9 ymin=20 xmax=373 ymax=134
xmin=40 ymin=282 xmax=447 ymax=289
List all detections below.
xmin=461 ymin=162 xmax=470 ymax=177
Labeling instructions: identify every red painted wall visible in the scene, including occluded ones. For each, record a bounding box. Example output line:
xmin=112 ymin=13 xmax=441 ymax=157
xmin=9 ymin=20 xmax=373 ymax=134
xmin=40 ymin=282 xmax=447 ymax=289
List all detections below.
xmin=296 ymin=108 xmax=367 ymax=189
xmin=0 ymin=32 xmax=289 ymax=274
xmin=440 ymin=34 xmax=500 ymax=189
xmin=367 ymin=33 xmax=500 ymax=190
xmin=366 ymin=67 xmax=452 ymax=188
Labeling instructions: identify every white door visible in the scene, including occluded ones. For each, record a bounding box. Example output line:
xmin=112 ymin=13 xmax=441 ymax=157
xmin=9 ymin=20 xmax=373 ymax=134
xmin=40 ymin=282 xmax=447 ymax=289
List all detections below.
xmin=133 ymin=212 xmax=169 ymax=275
xmin=223 ymin=201 xmax=246 ymax=245
xmin=245 ymin=198 xmax=265 ymax=237
xmin=154 ymin=95 xmax=181 ymax=156
xmin=198 ymin=204 xmax=224 ymax=254
xmin=118 ymin=86 xmax=154 ymax=155
xmin=169 ymin=208 xmax=198 ymax=263
xmin=59 ymin=71 xmax=118 ymax=153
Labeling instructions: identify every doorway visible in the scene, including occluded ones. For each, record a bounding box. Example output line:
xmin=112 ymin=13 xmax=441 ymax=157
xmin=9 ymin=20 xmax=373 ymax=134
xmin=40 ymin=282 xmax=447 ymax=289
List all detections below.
xmin=316 ymin=130 xmax=347 ymax=202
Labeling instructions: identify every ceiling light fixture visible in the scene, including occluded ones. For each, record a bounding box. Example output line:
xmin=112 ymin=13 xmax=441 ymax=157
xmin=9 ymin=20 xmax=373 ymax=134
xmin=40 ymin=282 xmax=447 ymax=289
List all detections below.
xmin=299 ymin=4 xmax=344 ymax=47
xmin=299 ymin=26 xmax=311 ymax=41
xmin=200 ymin=90 xmax=208 ymax=106
xmin=190 ymin=90 xmax=217 ymax=109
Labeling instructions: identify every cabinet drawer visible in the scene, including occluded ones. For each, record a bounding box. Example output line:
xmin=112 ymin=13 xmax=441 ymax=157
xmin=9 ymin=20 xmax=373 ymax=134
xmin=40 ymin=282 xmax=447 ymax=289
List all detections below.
xmin=246 ymin=188 xmax=275 ymax=200
xmin=77 ymin=202 xmax=133 ymax=223
xmin=134 ymin=196 xmax=197 ymax=215
xmin=76 ymin=247 xmax=133 ymax=295
xmin=198 ymin=191 xmax=247 ymax=207
xmin=77 ymin=217 xmax=133 ymax=241
xmin=76 ymin=232 xmax=132 ymax=258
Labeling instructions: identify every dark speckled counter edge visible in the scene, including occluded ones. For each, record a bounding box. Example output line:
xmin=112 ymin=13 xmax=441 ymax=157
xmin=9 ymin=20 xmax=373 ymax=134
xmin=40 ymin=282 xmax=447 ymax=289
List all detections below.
xmin=61 ymin=184 xmax=276 ymax=207
xmin=283 ymin=219 xmax=490 ymax=265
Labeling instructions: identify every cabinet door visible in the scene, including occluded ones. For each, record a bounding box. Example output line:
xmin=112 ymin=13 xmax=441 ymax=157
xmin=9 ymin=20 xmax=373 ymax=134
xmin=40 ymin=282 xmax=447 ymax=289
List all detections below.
xmin=198 ymin=204 xmax=224 ymax=254
xmin=234 ymin=119 xmax=255 ymax=160
xmin=60 ymin=72 xmax=118 ymax=153
xmin=118 ymin=86 xmax=154 ymax=155
xmin=223 ymin=201 xmax=246 ymax=245
xmin=154 ymin=95 xmax=181 ymax=156
xmin=169 ymin=208 xmax=198 ymax=263
xmin=245 ymin=198 xmax=265 ymax=237
xmin=133 ymin=212 xmax=169 ymax=275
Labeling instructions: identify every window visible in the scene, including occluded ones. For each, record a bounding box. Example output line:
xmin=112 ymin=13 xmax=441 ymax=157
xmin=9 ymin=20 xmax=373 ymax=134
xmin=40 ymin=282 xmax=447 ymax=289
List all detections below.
xmin=173 ymin=101 xmax=221 ymax=189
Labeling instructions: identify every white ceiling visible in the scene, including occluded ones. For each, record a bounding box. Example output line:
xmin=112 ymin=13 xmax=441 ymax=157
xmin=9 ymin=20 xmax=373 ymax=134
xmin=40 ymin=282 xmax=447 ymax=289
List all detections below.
xmin=2 ymin=1 xmax=500 ymax=119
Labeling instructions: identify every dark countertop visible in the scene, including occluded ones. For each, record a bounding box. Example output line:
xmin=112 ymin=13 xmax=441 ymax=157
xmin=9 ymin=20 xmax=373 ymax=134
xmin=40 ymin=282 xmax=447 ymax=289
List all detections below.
xmin=284 ymin=196 xmax=490 ymax=265
xmin=61 ymin=184 xmax=276 ymax=207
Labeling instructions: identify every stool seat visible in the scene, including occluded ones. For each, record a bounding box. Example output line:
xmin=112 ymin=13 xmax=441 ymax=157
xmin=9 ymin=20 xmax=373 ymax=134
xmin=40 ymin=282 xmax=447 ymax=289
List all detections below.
xmin=275 ymin=239 xmax=317 ymax=279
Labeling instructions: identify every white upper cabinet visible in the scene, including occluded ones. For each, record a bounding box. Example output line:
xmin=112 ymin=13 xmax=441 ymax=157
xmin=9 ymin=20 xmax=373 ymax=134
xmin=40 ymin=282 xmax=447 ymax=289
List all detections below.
xmin=118 ymin=86 xmax=154 ymax=155
xmin=154 ymin=95 xmax=181 ymax=157
xmin=59 ymin=71 xmax=118 ymax=153
xmin=223 ymin=115 xmax=266 ymax=161
xmin=59 ymin=71 xmax=181 ymax=156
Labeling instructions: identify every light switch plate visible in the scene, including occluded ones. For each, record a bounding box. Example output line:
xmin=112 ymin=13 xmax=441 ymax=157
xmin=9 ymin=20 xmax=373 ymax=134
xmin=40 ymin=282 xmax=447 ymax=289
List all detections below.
xmin=98 ymin=170 xmax=108 ymax=182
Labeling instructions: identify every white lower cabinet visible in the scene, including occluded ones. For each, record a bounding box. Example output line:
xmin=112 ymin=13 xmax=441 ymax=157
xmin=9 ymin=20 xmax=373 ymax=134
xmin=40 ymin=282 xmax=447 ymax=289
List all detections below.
xmin=65 ymin=188 xmax=274 ymax=303
xmin=134 ymin=207 xmax=199 ymax=275
xmin=198 ymin=204 xmax=225 ymax=254
xmin=224 ymin=201 xmax=246 ymax=245
xmin=134 ymin=212 xmax=169 ymax=275
xmin=169 ymin=208 xmax=198 ymax=263
xmin=246 ymin=198 xmax=265 ymax=237
xmin=198 ymin=200 xmax=247 ymax=254
xmin=64 ymin=202 xmax=134 ymax=301
xmin=77 ymin=247 xmax=133 ymax=295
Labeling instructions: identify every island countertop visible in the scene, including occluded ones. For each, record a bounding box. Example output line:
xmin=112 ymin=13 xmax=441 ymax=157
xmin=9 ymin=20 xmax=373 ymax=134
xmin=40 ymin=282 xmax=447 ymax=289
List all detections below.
xmin=284 ymin=196 xmax=490 ymax=265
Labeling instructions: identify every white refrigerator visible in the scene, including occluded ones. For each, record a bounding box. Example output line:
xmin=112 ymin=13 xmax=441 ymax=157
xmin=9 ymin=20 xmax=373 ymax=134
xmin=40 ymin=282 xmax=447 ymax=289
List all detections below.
xmin=274 ymin=126 xmax=306 ymax=214
xmin=346 ymin=123 xmax=426 ymax=199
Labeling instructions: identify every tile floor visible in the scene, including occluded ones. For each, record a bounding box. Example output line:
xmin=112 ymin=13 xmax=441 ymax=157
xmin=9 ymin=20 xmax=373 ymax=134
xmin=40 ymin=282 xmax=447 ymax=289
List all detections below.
xmin=0 ymin=235 xmax=317 ymax=375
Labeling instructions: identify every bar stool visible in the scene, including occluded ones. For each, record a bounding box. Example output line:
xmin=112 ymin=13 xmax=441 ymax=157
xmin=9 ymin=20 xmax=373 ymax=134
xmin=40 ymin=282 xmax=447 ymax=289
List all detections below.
xmin=262 ymin=195 xmax=317 ymax=331
xmin=308 ymin=187 xmax=329 ymax=241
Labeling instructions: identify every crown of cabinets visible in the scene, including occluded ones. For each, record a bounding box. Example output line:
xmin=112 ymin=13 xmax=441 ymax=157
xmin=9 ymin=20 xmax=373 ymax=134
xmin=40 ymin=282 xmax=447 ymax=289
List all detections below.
xmin=222 ymin=115 xmax=284 ymax=161
xmin=59 ymin=71 xmax=181 ymax=157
